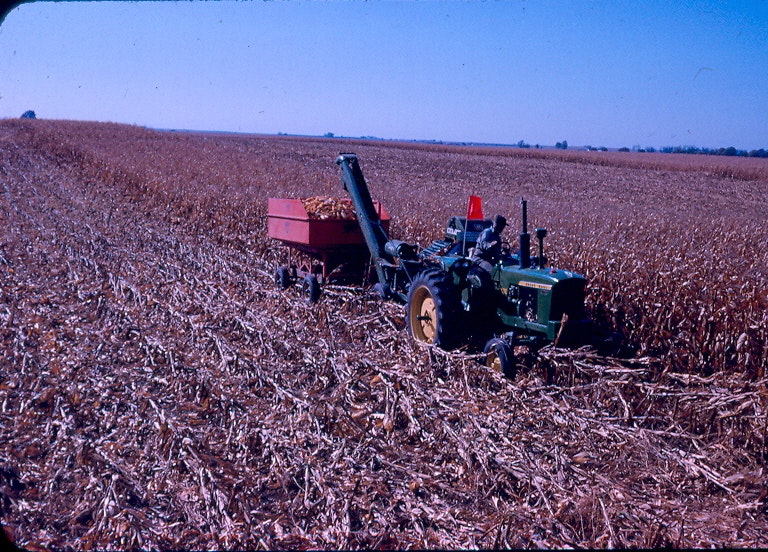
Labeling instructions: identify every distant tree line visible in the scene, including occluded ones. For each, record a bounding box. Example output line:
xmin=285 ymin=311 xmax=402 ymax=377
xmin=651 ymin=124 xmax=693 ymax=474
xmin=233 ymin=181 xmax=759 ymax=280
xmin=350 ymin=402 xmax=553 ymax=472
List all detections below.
xmin=657 ymin=145 xmax=767 ymax=158
xmin=613 ymin=144 xmax=766 ymax=157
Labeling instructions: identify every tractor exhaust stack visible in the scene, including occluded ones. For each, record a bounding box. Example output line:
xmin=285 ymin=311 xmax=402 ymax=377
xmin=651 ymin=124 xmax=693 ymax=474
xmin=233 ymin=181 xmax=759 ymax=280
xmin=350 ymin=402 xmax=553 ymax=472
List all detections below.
xmin=519 ymin=198 xmax=531 ymax=269
xmin=535 ymin=227 xmax=548 ymax=267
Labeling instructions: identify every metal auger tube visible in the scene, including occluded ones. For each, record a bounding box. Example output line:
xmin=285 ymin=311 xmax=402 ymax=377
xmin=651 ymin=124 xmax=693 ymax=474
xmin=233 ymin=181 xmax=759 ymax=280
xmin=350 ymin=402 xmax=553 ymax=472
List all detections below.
xmin=336 ymin=153 xmax=393 ymax=284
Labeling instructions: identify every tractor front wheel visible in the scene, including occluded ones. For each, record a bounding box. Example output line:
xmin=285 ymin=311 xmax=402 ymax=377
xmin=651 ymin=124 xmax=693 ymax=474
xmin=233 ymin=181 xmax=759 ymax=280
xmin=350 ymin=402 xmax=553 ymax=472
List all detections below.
xmin=483 ymin=337 xmax=516 ymax=379
xmin=406 ymin=270 xmax=463 ymax=350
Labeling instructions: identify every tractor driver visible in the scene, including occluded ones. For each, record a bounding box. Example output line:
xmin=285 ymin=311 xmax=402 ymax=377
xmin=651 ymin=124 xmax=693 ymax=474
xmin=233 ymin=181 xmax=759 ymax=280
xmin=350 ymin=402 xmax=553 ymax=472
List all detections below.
xmin=472 ymin=214 xmax=508 ymax=272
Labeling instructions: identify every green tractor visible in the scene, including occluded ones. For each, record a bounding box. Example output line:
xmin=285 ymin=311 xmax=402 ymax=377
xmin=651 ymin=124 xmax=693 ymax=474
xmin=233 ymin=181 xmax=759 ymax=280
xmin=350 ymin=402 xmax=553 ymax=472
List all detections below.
xmin=336 ymin=153 xmax=608 ymax=377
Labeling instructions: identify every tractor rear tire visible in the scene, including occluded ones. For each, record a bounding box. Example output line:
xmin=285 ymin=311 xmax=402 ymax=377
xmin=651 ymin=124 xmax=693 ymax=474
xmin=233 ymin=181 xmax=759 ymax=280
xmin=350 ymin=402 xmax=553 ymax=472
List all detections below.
xmin=483 ymin=337 xmax=516 ymax=379
xmin=406 ymin=269 xmax=464 ymax=350
xmin=302 ymin=274 xmax=321 ymax=303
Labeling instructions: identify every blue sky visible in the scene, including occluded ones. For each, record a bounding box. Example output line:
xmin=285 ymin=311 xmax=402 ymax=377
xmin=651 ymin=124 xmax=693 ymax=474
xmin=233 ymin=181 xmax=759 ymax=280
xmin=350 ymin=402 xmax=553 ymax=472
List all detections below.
xmin=1 ymin=0 xmax=766 ymax=150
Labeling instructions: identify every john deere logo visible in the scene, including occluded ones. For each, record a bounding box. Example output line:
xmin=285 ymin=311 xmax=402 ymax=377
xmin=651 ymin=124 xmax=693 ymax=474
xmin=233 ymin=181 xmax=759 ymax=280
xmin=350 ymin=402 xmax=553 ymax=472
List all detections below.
xmin=519 ymin=281 xmax=552 ymax=291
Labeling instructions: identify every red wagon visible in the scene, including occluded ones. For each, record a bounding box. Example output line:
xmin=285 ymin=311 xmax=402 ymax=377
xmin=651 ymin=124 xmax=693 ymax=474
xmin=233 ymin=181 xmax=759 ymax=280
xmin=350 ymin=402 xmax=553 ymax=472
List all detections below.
xmin=267 ymin=197 xmax=391 ymax=301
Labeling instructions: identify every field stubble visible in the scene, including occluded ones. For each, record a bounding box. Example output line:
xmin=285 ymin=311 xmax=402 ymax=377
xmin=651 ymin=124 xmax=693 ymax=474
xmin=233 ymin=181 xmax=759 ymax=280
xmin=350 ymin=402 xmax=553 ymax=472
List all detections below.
xmin=1 ymin=119 xmax=767 ymax=548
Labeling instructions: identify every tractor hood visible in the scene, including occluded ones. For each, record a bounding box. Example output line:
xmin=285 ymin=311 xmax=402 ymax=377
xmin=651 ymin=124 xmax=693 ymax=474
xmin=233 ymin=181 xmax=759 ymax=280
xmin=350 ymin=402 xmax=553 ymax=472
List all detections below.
xmin=496 ymin=265 xmax=587 ymax=291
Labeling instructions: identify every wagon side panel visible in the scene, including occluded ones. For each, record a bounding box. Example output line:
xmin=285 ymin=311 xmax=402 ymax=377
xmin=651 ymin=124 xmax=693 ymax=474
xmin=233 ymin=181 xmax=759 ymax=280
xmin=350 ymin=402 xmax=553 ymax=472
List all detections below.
xmin=268 ymin=198 xmax=391 ymax=250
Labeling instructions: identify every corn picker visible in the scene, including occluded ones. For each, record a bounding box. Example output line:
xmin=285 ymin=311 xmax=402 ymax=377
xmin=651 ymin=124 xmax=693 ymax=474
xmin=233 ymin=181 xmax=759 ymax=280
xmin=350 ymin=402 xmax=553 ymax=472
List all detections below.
xmin=270 ymin=153 xmax=613 ymax=377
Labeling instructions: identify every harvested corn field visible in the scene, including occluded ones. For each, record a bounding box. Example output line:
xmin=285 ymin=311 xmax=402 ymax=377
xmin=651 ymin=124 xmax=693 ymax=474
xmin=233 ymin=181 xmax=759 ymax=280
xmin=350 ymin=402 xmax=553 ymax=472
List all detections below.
xmin=1 ymin=119 xmax=768 ymax=549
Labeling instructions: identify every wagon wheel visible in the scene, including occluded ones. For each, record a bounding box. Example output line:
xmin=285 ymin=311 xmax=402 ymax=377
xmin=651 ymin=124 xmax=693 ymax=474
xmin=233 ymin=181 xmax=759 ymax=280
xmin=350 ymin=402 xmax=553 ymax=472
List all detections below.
xmin=406 ymin=269 xmax=463 ymax=350
xmin=483 ymin=336 xmax=516 ymax=379
xmin=301 ymin=274 xmax=321 ymax=303
xmin=275 ymin=266 xmax=292 ymax=290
